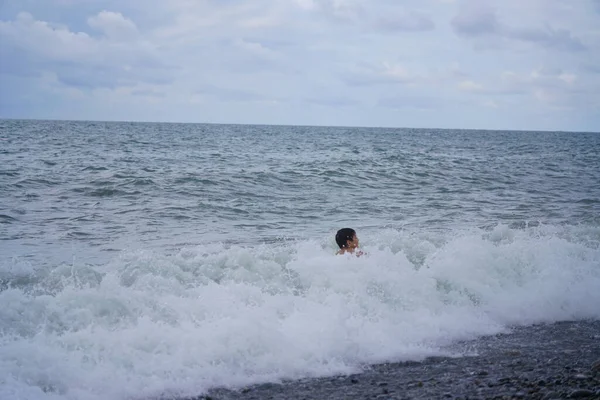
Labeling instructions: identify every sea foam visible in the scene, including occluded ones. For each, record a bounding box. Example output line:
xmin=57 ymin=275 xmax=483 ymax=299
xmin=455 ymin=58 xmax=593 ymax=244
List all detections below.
xmin=1 ymin=224 xmax=599 ymax=400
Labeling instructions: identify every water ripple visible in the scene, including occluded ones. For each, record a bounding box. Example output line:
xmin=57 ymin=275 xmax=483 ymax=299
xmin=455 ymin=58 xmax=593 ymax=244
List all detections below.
xmin=0 ymin=120 xmax=598 ymax=256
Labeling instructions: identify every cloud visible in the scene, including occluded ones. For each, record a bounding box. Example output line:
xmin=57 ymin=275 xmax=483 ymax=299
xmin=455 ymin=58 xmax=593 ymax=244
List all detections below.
xmin=456 ymin=79 xmax=525 ymax=96
xmin=294 ymin=0 xmax=365 ymax=22
xmin=451 ymin=2 xmax=499 ymax=36
xmin=470 ymin=67 xmax=597 ymax=110
xmin=457 ymin=80 xmax=483 ymax=92
xmin=131 ymin=88 xmax=166 ymax=98
xmin=87 ymin=10 xmax=138 ymax=40
xmin=378 ymin=95 xmax=444 ymax=110
xmin=583 ymin=64 xmax=600 ymax=74
xmin=0 ymin=0 xmax=599 ymax=131
xmin=194 ymin=83 xmax=282 ymax=103
xmin=341 ymin=61 xmax=474 ymax=97
xmin=372 ymin=10 xmax=435 ymax=32
xmin=558 ymin=72 xmax=577 ymax=85
xmin=294 ymin=0 xmax=435 ymax=34
xmin=0 ymin=11 xmax=173 ymax=89
xmin=450 ymin=64 xmax=594 ymax=110
xmin=0 ymin=13 xmax=99 ymax=63
xmin=483 ymin=99 xmax=499 ymax=108
xmin=501 ymin=67 xmax=580 ymax=91
xmin=305 ymin=95 xmax=361 ymax=107
xmin=342 ymin=62 xmax=422 ymax=86
xmin=506 ymin=26 xmax=585 ymax=52
xmin=233 ymin=38 xmax=278 ymax=61
xmin=452 ymin=1 xmax=586 ymax=52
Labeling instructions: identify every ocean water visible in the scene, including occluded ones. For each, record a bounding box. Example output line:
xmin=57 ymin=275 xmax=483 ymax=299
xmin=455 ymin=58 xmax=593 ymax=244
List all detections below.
xmin=1 ymin=119 xmax=599 ymax=400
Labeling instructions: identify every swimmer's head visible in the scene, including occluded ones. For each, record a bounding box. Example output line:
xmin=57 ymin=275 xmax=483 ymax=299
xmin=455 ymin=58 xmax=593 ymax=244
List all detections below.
xmin=335 ymin=228 xmax=358 ymax=249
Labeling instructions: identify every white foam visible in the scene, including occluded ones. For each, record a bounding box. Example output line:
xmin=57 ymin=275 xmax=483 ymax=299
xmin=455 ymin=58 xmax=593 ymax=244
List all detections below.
xmin=1 ymin=224 xmax=599 ymax=400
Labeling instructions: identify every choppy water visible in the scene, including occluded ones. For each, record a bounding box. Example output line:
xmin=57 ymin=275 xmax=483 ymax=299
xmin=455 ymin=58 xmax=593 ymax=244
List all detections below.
xmin=1 ymin=120 xmax=599 ymax=400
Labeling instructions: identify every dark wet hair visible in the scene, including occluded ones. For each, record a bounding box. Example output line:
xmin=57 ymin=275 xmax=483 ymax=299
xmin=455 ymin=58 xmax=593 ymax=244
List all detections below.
xmin=335 ymin=228 xmax=356 ymax=249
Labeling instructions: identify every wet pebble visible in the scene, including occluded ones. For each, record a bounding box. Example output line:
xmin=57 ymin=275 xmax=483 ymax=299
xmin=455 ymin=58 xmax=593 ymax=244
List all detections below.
xmin=542 ymin=391 xmax=559 ymax=400
xmin=569 ymin=389 xmax=595 ymax=398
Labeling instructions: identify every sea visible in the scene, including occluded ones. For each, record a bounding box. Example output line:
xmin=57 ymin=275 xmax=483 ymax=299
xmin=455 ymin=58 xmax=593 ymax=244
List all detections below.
xmin=1 ymin=119 xmax=599 ymax=400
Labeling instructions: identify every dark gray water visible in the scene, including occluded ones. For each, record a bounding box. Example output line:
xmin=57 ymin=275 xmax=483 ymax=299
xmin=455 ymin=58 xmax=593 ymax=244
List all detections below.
xmin=1 ymin=120 xmax=599 ymax=400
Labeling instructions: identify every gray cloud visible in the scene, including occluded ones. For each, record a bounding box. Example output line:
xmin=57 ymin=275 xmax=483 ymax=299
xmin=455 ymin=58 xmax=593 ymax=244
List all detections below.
xmin=506 ymin=27 xmax=585 ymax=52
xmin=452 ymin=2 xmax=586 ymax=52
xmin=451 ymin=4 xmax=499 ymax=36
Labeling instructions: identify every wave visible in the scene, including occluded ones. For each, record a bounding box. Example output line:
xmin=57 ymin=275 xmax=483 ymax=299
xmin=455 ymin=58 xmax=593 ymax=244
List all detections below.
xmin=81 ymin=166 xmax=109 ymax=172
xmin=13 ymin=178 xmax=60 ymax=188
xmin=0 ymin=170 xmax=20 ymax=177
xmin=0 ymin=214 xmax=18 ymax=224
xmin=71 ymin=187 xmax=142 ymax=198
xmin=0 ymin=224 xmax=599 ymax=400
xmin=173 ymin=176 xmax=220 ymax=186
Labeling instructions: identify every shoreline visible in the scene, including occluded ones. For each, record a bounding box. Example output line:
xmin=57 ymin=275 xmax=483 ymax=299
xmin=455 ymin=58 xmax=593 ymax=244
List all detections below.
xmin=181 ymin=320 xmax=600 ymax=400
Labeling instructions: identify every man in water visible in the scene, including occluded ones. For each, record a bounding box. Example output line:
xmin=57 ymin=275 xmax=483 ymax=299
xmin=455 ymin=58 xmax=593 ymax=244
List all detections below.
xmin=335 ymin=228 xmax=364 ymax=256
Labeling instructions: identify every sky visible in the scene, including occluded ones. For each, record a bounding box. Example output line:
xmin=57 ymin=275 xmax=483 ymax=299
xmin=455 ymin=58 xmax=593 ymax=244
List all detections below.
xmin=0 ymin=0 xmax=599 ymax=131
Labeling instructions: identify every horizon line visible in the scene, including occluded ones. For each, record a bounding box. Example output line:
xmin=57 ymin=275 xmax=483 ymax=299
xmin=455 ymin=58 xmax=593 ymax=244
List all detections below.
xmin=0 ymin=116 xmax=598 ymax=135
